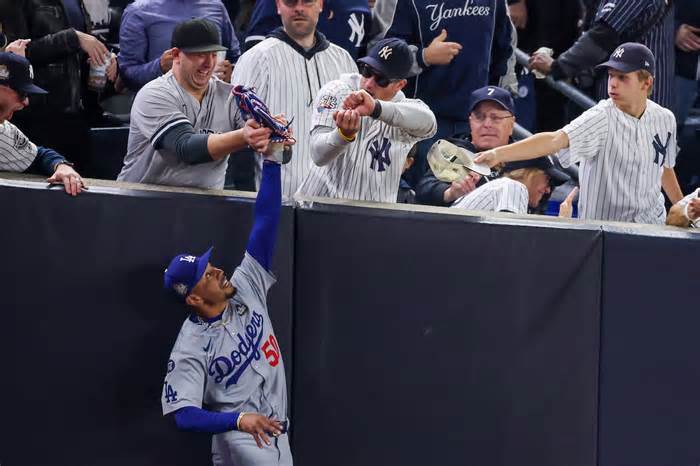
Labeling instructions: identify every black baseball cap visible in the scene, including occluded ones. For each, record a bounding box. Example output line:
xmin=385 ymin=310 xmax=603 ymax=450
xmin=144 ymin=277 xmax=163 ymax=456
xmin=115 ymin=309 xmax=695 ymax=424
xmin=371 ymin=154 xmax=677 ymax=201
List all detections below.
xmin=503 ymin=157 xmax=570 ymax=186
xmin=0 ymin=52 xmax=47 ymax=95
xmin=595 ymin=42 xmax=655 ymax=77
xmin=469 ymin=86 xmax=514 ymax=114
xmin=357 ymin=38 xmax=412 ymax=80
xmin=171 ymin=18 xmax=227 ymax=53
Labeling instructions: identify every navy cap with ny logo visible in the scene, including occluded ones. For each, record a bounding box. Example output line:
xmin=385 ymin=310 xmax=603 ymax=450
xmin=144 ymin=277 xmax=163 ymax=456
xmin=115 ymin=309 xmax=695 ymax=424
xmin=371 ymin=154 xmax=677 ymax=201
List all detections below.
xmin=595 ymin=42 xmax=656 ymax=77
xmin=357 ymin=37 xmax=412 ymax=80
xmin=0 ymin=52 xmax=47 ymax=95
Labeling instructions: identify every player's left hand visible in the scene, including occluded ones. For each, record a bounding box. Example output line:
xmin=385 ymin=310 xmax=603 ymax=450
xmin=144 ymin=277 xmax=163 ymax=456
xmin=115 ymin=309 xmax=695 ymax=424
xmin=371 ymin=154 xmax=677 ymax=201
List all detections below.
xmin=342 ymin=90 xmax=376 ymax=117
xmin=214 ymin=59 xmax=233 ymax=83
xmin=238 ymin=413 xmax=284 ymax=449
xmin=687 ymin=198 xmax=700 ymax=220
xmin=333 ymin=109 xmax=361 ymax=139
xmin=558 ymin=186 xmax=579 ymax=218
xmin=529 ymin=52 xmax=553 ymax=75
xmin=243 ymin=119 xmax=273 ymax=153
xmin=47 ymin=164 xmax=86 ymax=196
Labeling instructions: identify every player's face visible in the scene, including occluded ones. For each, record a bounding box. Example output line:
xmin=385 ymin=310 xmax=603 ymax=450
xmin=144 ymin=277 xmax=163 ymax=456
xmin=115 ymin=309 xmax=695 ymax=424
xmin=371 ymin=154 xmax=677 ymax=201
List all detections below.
xmin=176 ymin=50 xmax=217 ymax=93
xmin=469 ymin=101 xmax=514 ymax=151
xmin=607 ymin=70 xmax=651 ymax=108
xmin=190 ymin=263 xmax=235 ymax=306
xmin=524 ymin=169 xmax=551 ymax=208
xmin=0 ymin=85 xmax=28 ymax=123
xmin=359 ymin=64 xmax=406 ymax=101
xmin=277 ymin=0 xmax=323 ymax=42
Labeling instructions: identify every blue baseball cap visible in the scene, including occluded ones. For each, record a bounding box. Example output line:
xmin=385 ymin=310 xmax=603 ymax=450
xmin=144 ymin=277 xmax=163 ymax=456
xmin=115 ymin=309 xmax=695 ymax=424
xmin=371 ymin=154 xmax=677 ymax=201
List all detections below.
xmin=357 ymin=37 xmax=412 ymax=80
xmin=0 ymin=52 xmax=47 ymax=95
xmin=468 ymin=86 xmax=514 ymax=114
xmin=503 ymin=157 xmax=570 ymax=186
xmin=595 ymin=42 xmax=655 ymax=77
xmin=163 ymin=247 xmax=213 ymax=300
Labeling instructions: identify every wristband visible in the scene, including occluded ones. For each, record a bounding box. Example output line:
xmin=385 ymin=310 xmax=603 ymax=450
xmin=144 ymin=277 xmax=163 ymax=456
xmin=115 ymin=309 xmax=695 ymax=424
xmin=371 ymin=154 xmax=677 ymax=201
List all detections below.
xmin=370 ymin=100 xmax=382 ymax=119
xmin=337 ymin=127 xmax=356 ymax=142
xmin=236 ymin=412 xmax=247 ymax=431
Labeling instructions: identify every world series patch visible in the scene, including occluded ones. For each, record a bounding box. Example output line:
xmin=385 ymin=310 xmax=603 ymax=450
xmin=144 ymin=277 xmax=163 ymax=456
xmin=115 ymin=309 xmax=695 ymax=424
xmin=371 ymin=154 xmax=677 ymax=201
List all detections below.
xmin=12 ymin=126 xmax=29 ymax=151
xmin=317 ymin=94 xmax=338 ymax=112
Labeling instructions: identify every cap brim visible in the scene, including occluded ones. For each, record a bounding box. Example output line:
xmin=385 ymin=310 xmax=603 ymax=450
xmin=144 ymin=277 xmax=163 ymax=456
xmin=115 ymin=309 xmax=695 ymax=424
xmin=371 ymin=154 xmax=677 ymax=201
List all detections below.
xmin=23 ymin=83 xmax=47 ymax=95
xmin=178 ymin=45 xmax=228 ymax=53
xmin=594 ymin=60 xmax=638 ymax=73
xmin=357 ymin=56 xmax=398 ymax=79
xmin=193 ymin=247 xmax=213 ymax=286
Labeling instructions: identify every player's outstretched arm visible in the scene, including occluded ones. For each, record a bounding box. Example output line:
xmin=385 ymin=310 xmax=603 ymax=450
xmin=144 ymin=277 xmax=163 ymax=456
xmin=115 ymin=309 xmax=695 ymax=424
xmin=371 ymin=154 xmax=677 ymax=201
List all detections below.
xmin=208 ymin=119 xmax=273 ymax=160
xmin=474 ymin=130 xmax=570 ymax=167
xmin=246 ymin=159 xmax=281 ymax=272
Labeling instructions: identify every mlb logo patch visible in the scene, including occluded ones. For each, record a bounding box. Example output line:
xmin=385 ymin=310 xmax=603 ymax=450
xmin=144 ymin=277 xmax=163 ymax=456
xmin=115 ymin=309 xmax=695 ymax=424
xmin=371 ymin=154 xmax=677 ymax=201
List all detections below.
xmin=317 ymin=94 xmax=338 ymax=112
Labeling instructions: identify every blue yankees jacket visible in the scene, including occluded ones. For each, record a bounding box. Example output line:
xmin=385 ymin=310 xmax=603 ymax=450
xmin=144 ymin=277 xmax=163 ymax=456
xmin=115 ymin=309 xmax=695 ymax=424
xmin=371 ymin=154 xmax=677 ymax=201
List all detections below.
xmin=378 ymin=0 xmax=512 ymax=121
xmin=244 ymin=0 xmax=371 ymax=59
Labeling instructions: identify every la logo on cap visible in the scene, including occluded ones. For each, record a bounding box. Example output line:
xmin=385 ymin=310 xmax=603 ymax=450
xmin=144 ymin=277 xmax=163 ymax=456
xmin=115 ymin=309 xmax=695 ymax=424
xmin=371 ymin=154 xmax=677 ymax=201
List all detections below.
xmin=613 ymin=48 xmax=625 ymax=58
xmin=379 ymin=46 xmax=393 ymax=60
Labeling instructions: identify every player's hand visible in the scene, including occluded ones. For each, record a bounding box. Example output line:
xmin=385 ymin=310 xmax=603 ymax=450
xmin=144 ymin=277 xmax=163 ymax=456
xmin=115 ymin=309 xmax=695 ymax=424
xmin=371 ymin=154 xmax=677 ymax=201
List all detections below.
xmin=214 ymin=59 xmax=233 ymax=83
xmin=238 ymin=413 xmax=284 ymax=449
xmin=508 ymin=0 xmax=528 ymax=30
xmin=423 ymin=29 xmax=462 ymax=66
xmin=160 ymin=48 xmax=175 ymax=73
xmin=243 ymin=118 xmax=273 ymax=153
xmin=687 ymin=198 xmax=700 ymax=221
xmin=5 ymin=39 xmax=30 ymax=57
xmin=558 ymin=186 xmax=579 ymax=218
xmin=473 ymin=149 xmax=501 ymax=168
xmin=443 ymin=172 xmax=481 ymax=203
xmin=342 ymin=90 xmax=376 ymax=117
xmin=675 ymin=24 xmax=700 ymax=52
xmin=75 ymin=31 xmax=109 ymax=66
xmin=47 ymin=164 xmax=86 ymax=196
xmin=333 ymin=109 xmax=360 ymax=140
xmin=529 ymin=52 xmax=553 ymax=75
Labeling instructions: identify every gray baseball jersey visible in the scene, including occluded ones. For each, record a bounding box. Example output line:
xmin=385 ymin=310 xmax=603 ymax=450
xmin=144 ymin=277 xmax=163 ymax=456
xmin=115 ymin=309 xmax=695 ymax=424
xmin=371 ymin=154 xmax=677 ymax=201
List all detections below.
xmin=450 ymin=177 xmax=528 ymax=214
xmin=118 ymin=72 xmax=244 ymax=189
xmin=558 ymin=98 xmax=677 ymax=224
xmin=162 ymin=253 xmax=291 ymax=466
xmin=0 ymin=120 xmax=37 ymax=172
xmin=231 ymin=35 xmax=357 ymax=198
xmin=295 ymin=73 xmax=436 ymax=203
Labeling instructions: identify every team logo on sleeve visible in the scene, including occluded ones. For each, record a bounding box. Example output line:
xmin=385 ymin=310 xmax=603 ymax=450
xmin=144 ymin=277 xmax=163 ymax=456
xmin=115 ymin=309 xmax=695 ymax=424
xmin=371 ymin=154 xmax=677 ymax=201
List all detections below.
xmin=317 ymin=95 xmax=338 ymax=112
xmin=652 ymin=132 xmax=671 ymax=166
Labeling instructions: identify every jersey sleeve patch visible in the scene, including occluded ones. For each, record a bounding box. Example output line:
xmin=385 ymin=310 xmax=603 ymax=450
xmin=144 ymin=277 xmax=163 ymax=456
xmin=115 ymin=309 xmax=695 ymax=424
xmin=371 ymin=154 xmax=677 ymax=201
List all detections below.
xmin=317 ymin=94 xmax=339 ymax=113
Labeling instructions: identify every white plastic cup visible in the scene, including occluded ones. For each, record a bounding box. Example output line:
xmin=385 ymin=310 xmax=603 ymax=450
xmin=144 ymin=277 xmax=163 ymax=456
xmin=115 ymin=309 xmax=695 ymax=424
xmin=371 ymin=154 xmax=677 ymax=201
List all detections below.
xmin=88 ymin=52 xmax=111 ymax=92
xmin=216 ymin=50 xmax=227 ymax=63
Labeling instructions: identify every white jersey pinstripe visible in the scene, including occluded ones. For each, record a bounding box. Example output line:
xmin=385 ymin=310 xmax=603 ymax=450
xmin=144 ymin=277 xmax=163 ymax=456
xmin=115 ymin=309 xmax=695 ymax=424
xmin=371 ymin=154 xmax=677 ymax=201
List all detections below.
xmin=296 ymin=73 xmax=436 ymax=203
xmin=0 ymin=121 xmax=37 ymax=173
xmin=450 ymin=177 xmax=528 ymax=214
xmin=231 ymin=36 xmax=357 ymax=198
xmin=559 ymin=98 xmax=677 ymax=224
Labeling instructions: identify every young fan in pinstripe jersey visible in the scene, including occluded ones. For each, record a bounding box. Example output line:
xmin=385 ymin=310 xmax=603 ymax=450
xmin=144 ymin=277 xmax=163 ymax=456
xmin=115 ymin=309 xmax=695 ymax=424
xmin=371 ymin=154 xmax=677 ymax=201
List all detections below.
xmin=476 ymin=43 xmax=684 ymax=224
xmin=231 ymin=0 xmax=357 ymax=199
xmin=295 ymin=38 xmax=436 ymax=203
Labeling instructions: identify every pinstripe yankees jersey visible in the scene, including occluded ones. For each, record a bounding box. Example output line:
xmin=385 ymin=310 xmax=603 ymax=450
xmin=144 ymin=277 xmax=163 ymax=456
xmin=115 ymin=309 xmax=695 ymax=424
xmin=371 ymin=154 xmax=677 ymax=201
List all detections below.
xmin=558 ymin=98 xmax=677 ymax=224
xmin=0 ymin=120 xmax=37 ymax=172
xmin=231 ymin=30 xmax=357 ymax=198
xmin=295 ymin=73 xmax=437 ymax=203
xmin=450 ymin=178 xmax=528 ymax=214
xmin=594 ymin=0 xmax=674 ymax=108
xmin=118 ymin=72 xmax=243 ymax=189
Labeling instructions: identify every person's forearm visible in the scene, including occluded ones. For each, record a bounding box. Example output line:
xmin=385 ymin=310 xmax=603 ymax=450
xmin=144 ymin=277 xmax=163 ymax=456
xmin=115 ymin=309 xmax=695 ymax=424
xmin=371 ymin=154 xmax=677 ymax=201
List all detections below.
xmin=207 ymin=130 xmax=249 ymax=160
xmin=246 ymin=161 xmax=281 ymax=271
xmin=31 ymin=146 xmax=68 ymax=176
xmin=173 ymin=407 xmax=239 ymax=434
xmin=666 ymin=204 xmax=691 ymax=227
xmin=310 ymin=127 xmax=351 ymax=166
xmin=662 ymin=167 xmax=683 ymax=204
xmin=377 ymin=100 xmax=437 ymax=137
xmin=493 ymin=131 xmax=569 ymax=163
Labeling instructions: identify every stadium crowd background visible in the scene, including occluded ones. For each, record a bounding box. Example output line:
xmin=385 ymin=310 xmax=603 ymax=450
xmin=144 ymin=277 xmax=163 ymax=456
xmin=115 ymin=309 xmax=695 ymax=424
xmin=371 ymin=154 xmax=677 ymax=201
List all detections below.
xmin=0 ymin=0 xmax=699 ymax=227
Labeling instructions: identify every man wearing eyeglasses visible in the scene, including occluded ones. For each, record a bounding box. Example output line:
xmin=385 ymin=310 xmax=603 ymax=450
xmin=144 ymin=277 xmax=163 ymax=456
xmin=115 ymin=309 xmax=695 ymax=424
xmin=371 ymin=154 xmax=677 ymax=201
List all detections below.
xmin=415 ymin=86 xmax=516 ymax=207
xmin=295 ymin=38 xmax=437 ymax=203
xmin=0 ymin=52 xmax=85 ymax=196
xmin=232 ymin=0 xmax=357 ymax=199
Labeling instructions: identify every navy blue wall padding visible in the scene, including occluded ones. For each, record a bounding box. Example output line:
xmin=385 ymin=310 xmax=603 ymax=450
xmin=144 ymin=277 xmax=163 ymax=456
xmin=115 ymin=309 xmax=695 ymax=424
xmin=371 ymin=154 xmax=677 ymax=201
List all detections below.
xmin=292 ymin=206 xmax=602 ymax=466
xmin=597 ymin=228 xmax=700 ymax=466
xmin=0 ymin=183 xmax=294 ymax=466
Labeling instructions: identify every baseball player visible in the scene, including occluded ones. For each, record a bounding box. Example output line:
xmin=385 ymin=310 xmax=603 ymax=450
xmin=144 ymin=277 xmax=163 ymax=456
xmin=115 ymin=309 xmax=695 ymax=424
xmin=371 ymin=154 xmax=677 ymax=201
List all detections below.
xmin=295 ymin=38 xmax=437 ymax=203
xmin=162 ymin=155 xmax=292 ymax=466
xmin=450 ymin=158 xmax=569 ymax=215
xmin=666 ymin=188 xmax=700 ymax=228
xmin=118 ymin=19 xmax=275 ymax=190
xmin=475 ymin=43 xmax=684 ymax=224
xmin=231 ymin=0 xmax=358 ymax=199
xmin=0 ymin=52 xmax=85 ymax=195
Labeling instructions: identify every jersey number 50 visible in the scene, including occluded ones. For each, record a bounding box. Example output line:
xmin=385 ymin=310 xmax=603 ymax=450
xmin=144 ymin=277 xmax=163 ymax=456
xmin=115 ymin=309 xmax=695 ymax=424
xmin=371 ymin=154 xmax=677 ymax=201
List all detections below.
xmin=262 ymin=335 xmax=281 ymax=367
